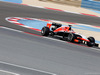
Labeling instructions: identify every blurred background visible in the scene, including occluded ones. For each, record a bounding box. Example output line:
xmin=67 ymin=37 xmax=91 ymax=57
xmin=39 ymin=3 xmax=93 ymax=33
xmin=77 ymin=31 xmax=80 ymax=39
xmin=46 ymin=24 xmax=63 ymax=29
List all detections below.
xmin=39 ymin=0 xmax=100 ymax=10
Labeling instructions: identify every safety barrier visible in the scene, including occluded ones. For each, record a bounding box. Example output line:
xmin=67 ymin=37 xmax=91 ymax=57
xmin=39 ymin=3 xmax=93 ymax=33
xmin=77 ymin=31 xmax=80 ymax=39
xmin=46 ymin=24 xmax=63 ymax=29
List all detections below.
xmin=81 ymin=0 xmax=100 ymax=10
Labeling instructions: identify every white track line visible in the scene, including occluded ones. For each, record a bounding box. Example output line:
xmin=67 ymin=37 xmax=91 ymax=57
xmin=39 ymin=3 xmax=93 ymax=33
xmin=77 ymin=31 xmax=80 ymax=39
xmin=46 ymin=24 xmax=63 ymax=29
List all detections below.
xmin=0 ymin=70 xmax=19 ymax=75
xmin=23 ymin=4 xmax=100 ymax=17
xmin=28 ymin=5 xmax=44 ymax=8
xmin=0 ymin=61 xmax=56 ymax=75
xmin=0 ymin=26 xmax=100 ymax=75
xmin=1 ymin=27 xmax=22 ymax=32
xmin=0 ymin=26 xmax=56 ymax=75
xmin=1 ymin=26 xmax=100 ymax=50
xmin=91 ymin=48 xmax=100 ymax=51
xmin=43 ymin=36 xmax=66 ymax=43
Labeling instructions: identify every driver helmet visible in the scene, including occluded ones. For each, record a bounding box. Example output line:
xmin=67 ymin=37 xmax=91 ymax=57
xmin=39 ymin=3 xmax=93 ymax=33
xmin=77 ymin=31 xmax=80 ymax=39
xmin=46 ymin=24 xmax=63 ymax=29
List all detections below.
xmin=68 ymin=24 xmax=72 ymax=30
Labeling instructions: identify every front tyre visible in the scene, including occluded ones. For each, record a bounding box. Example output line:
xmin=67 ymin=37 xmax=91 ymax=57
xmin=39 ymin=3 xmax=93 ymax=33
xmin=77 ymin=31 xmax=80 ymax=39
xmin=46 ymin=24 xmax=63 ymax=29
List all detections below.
xmin=87 ymin=37 xmax=95 ymax=47
xmin=41 ymin=27 xmax=50 ymax=36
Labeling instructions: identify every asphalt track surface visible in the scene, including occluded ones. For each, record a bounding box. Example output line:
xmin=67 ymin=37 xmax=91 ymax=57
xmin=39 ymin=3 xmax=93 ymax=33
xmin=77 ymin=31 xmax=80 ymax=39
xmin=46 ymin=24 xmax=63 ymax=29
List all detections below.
xmin=0 ymin=1 xmax=100 ymax=75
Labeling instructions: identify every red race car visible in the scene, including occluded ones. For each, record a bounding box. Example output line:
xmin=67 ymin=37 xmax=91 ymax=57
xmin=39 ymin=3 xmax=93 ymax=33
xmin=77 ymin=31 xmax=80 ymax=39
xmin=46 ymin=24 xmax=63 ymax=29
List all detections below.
xmin=41 ymin=22 xmax=96 ymax=47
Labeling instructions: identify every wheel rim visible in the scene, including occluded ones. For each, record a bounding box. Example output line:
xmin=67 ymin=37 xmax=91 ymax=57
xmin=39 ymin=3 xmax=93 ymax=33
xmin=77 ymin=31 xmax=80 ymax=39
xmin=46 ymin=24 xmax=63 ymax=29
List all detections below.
xmin=68 ymin=34 xmax=72 ymax=41
xmin=41 ymin=29 xmax=44 ymax=34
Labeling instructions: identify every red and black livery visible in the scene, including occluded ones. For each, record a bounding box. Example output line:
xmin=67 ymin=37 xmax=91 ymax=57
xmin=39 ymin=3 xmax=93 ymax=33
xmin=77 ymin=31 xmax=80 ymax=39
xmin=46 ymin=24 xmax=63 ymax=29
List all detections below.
xmin=41 ymin=22 xmax=96 ymax=47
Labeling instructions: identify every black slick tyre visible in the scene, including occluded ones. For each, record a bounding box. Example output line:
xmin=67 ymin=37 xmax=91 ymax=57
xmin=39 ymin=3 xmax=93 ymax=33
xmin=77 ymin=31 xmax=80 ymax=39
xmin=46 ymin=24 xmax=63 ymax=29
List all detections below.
xmin=41 ymin=27 xmax=50 ymax=36
xmin=87 ymin=37 xmax=95 ymax=47
xmin=67 ymin=33 xmax=75 ymax=42
xmin=63 ymin=32 xmax=67 ymax=41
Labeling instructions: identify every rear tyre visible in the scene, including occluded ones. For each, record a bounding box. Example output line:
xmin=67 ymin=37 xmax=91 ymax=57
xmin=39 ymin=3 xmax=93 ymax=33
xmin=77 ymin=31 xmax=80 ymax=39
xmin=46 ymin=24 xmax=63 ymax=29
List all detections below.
xmin=63 ymin=32 xmax=67 ymax=41
xmin=87 ymin=37 xmax=95 ymax=47
xmin=41 ymin=27 xmax=50 ymax=36
xmin=67 ymin=33 xmax=75 ymax=42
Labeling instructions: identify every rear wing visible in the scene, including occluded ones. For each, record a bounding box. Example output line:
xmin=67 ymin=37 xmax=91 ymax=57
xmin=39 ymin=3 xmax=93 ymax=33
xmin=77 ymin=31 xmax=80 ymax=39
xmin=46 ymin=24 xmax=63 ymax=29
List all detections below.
xmin=46 ymin=22 xmax=62 ymax=28
xmin=46 ymin=23 xmax=52 ymax=28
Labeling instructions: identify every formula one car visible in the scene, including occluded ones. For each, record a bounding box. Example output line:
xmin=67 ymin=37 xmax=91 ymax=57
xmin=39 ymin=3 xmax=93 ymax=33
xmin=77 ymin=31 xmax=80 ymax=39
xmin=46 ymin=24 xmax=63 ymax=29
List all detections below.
xmin=41 ymin=23 xmax=96 ymax=47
